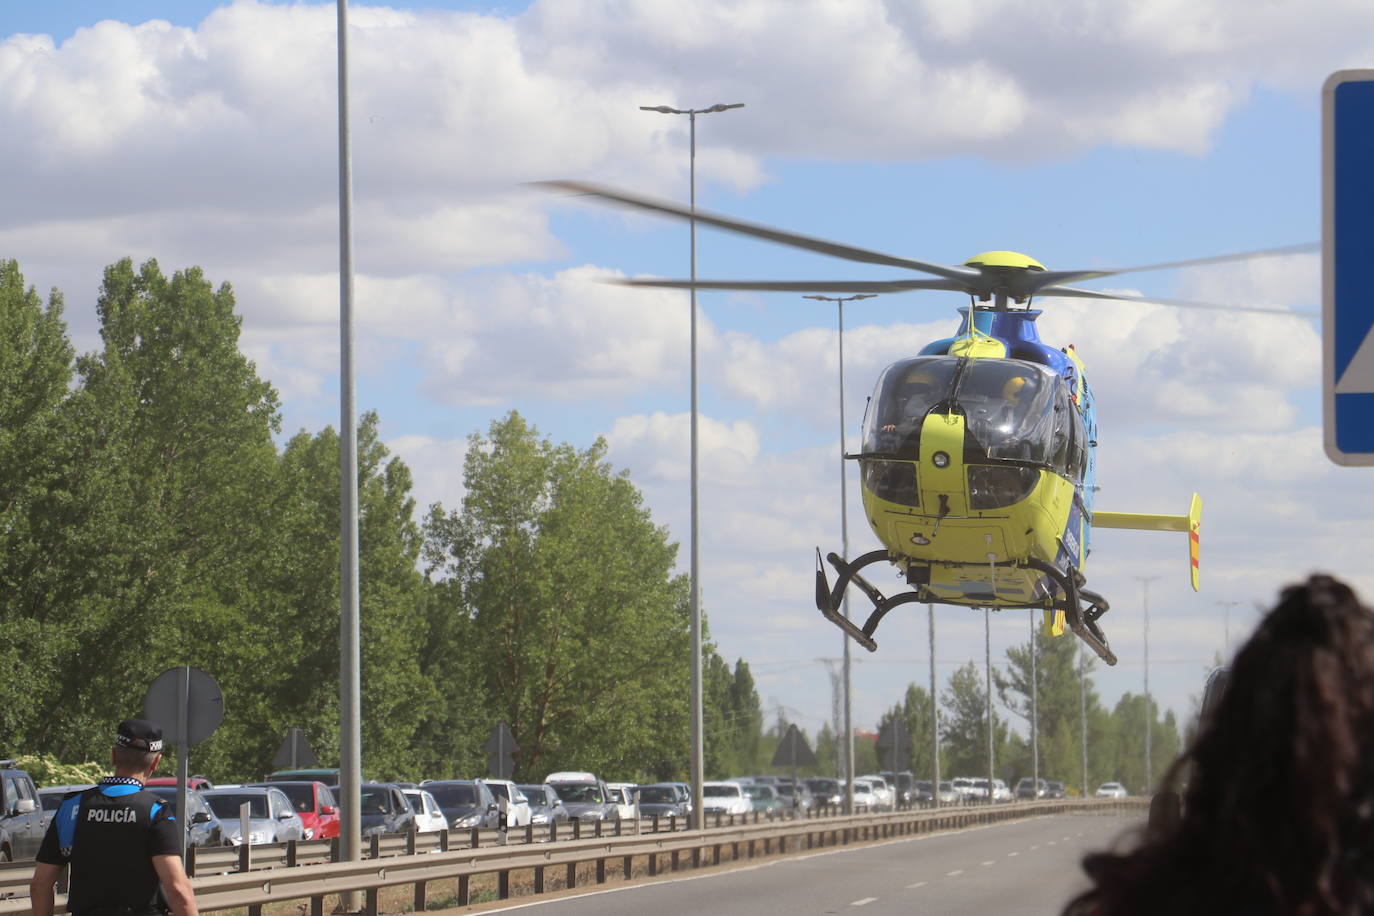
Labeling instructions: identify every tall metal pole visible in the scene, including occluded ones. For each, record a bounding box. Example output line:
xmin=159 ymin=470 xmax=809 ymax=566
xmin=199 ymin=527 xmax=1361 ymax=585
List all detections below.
xmin=929 ymin=604 xmax=939 ymax=805
xmin=687 ymin=108 xmax=703 ymax=832
xmin=335 ymin=0 xmax=362 ymax=885
xmin=1136 ymin=575 xmax=1160 ymax=793
xmin=639 ymin=102 xmax=743 ymax=831
xmin=803 ymin=292 xmax=875 ymax=817
xmin=1030 ymin=610 xmax=1038 ymax=797
xmin=838 ymin=298 xmax=852 ymax=815
xmin=1079 ymin=639 xmax=1089 ymax=796
xmin=985 ymin=607 xmax=995 ymax=804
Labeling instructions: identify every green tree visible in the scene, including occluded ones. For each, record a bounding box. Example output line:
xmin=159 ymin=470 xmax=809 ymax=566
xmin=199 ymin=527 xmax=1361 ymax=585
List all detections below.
xmin=0 ymin=260 xmax=75 ymax=746
xmin=423 ymin=412 xmax=690 ymax=782
xmin=726 ymin=659 xmax=763 ymax=772
xmin=1104 ymin=692 xmax=1182 ymax=794
xmin=995 ymin=626 xmax=1106 ymax=787
xmin=813 ymin=721 xmax=837 ymax=777
xmin=878 ymin=684 xmax=937 ymax=779
xmin=940 ymin=661 xmax=1009 ymax=777
xmin=18 ymin=258 xmax=282 ymax=764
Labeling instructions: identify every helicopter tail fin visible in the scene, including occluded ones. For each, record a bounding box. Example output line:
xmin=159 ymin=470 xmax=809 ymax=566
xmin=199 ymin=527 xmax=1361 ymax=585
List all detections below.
xmin=1092 ymin=493 xmax=1202 ymax=591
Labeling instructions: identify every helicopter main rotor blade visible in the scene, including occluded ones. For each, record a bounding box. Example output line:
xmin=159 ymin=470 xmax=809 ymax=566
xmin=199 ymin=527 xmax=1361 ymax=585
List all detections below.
xmin=1039 ymin=285 xmax=1318 ymax=317
xmin=536 ymin=180 xmax=978 ymax=283
xmin=614 ymin=277 xmax=968 ymax=294
xmin=1029 ymin=242 xmax=1319 ymax=292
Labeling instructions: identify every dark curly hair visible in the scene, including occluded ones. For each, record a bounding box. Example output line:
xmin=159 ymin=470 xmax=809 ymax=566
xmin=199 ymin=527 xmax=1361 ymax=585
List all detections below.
xmin=1063 ymin=575 xmax=1374 ymax=915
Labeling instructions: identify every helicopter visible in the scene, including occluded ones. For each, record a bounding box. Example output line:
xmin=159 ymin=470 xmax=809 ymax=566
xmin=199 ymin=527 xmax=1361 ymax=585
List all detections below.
xmin=538 ymin=180 xmax=1314 ymax=666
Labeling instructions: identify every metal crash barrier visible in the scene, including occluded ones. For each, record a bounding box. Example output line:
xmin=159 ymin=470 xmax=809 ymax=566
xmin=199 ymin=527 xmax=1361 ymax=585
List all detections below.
xmin=0 ymin=799 xmax=1144 ymax=915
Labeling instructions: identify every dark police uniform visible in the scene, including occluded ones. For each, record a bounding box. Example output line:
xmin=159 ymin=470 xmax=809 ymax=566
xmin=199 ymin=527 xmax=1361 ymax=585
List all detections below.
xmin=35 ymin=722 xmax=180 ymax=916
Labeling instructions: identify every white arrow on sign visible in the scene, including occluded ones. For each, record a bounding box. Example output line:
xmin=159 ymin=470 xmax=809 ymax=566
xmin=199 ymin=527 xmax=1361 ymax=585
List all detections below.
xmin=1336 ymin=324 xmax=1374 ymax=393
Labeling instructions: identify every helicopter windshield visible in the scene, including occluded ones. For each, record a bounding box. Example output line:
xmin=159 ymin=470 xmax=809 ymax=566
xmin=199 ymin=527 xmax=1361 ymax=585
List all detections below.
xmin=862 ymin=357 xmax=961 ymax=457
xmin=956 ymin=359 xmax=1058 ymax=465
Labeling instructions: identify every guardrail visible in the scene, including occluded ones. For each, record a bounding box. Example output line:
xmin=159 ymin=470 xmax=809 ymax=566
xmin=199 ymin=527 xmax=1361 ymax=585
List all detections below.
xmin=1 ymin=799 xmax=1144 ymax=915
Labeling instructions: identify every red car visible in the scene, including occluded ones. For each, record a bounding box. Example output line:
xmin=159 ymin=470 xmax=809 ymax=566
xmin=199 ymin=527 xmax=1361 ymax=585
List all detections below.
xmin=247 ymin=781 xmax=339 ymax=839
xmin=145 ymin=776 xmax=215 ymax=790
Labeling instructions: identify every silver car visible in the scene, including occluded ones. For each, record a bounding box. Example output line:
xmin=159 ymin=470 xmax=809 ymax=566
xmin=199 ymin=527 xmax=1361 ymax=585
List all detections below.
xmin=203 ymin=787 xmax=305 ymax=845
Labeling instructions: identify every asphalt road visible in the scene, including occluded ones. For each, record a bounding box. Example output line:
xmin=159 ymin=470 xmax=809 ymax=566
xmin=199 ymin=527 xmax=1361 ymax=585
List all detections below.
xmin=478 ymin=810 xmax=1140 ymax=916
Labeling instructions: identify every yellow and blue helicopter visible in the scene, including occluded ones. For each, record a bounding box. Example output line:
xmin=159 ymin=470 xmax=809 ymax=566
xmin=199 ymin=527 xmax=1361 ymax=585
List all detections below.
xmin=540 ymin=181 xmax=1312 ymax=665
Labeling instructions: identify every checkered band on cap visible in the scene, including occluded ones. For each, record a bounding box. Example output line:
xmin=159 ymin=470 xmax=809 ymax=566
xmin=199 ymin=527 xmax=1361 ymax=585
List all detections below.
xmin=115 ymin=718 xmax=164 ymax=753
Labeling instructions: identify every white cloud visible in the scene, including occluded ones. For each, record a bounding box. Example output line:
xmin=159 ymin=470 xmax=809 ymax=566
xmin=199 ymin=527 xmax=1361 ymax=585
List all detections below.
xmin=5 ymin=0 xmax=1366 ymax=740
xmin=385 ymin=433 xmax=470 ymax=513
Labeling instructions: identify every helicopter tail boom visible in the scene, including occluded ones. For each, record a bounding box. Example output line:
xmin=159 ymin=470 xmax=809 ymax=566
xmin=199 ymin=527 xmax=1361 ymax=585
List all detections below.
xmin=1093 ymin=493 xmax=1202 ymax=591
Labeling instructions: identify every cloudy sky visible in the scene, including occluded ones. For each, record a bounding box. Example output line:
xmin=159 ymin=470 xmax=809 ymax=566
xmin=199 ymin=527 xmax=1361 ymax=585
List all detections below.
xmin=5 ymin=0 xmax=1371 ymax=764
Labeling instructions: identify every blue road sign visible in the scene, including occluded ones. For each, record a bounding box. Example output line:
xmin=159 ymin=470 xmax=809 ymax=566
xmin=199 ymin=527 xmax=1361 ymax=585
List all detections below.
xmin=1324 ymin=71 xmax=1374 ymax=465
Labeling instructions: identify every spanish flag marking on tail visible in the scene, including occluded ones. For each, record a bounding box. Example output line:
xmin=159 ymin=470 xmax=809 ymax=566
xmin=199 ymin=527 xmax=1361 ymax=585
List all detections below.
xmin=1188 ymin=493 xmax=1202 ymax=592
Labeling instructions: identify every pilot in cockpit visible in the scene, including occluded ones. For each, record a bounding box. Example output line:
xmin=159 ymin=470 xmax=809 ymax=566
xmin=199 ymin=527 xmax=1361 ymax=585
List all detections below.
xmin=881 ymin=368 xmax=940 ymax=433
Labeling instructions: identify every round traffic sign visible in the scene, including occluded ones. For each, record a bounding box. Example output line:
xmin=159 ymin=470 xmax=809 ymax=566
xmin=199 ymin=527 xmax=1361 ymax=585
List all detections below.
xmin=143 ymin=666 xmax=225 ymax=746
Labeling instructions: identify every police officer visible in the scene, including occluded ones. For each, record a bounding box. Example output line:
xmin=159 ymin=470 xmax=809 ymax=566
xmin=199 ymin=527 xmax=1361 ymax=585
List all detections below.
xmin=29 ymin=719 xmax=198 ymax=916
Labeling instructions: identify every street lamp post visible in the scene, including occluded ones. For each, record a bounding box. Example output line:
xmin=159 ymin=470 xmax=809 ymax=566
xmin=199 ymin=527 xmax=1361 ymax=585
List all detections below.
xmin=335 ymin=0 xmax=362 ymax=889
xmin=1136 ymin=575 xmax=1161 ymax=792
xmin=1079 ymin=639 xmax=1089 ymax=797
xmin=640 ymin=102 xmax=744 ymax=831
xmin=985 ymin=607 xmax=994 ymax=805
xmin=1030 ymin=609 xmax=1038 ymax=795
xmin=929 ymin=604 xmax=939 ymax=805
xmin=803 ymin=292 xmax=876 ymax=815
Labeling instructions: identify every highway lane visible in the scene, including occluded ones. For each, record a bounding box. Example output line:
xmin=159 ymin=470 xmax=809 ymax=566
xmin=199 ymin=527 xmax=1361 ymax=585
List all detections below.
xmin=477 ymin=810 xmax=1140 ymax=916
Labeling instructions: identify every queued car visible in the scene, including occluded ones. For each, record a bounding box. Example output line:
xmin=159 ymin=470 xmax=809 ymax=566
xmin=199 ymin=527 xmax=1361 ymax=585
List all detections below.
xmin=659 ymin=782 xmax=694 ymax=816
xmin=606 ymin=783 xmax=638 ymax=822
xmin=1 ymin=762 xmax=43 ymax=861
xmin=356 ymin=783 xmax=418 ymax=836
xmin=518 ymin=784 xmax=570 ymax=825
xmin=851 ymin=780 xmax=878 ymax=811
xmin=634 ymin=783 xmax=689 ymax=819
xmin=146 ymin=776 xmax=215 ymax=790
xmin=265 ymin=769 xmax=341 ymax=788
xmin=803 ymin=777 xmax=843 ymax=808
xmin=478 ymin=779 xmax=532 ymax=827
xmin=881 ymin=770 xmax=916 ymax=806
xmin=145 ymin=786 xmax=227 ymax=847
xmin=743 ymin=784 xmax=786 ymax=812
xmin=1044 ymin=781 xmax=1067 ymax=799
xmin=424 ymin=780 xmax=500 ymax=829
xmin=544 ymin=772 xmax=620 ymax=823
xmin=918 ymin=780 xmax=959 ymax=805
xmin=203 ymin=786 xmax=306 ymax=845
xmin=701 ymin=782 xmax=752 ymax=817
xmin=859 ymin=775 xmax=896 ymax=810
xmin=950 ymin=777 xmax=977 ymax=801
xmin=775 ymin=782 xmax=814 ymax=811
xmin=37 ymin=785 xmax=93 ymax=832
xmin=992 ymin=779 xmax=1013 ymax=803
xmin=401 ymin=788 xmax=449 ymax=833
xmin=248 ymin=781 xmax=339 ymax=839
xmin=1015 ymin=777 xmax=1048 ymax=800
xmin=1095 ymin=781 xmax=1129 ymax=799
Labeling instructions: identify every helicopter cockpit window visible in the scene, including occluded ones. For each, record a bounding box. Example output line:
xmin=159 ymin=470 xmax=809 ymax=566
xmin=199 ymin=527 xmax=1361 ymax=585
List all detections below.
xmin=863 ymin=460 xmax=919 ymax=508
xmin=862 ymin=357 xmax=961 ymax=457
xmin=956 ymin=360 xmax=1058 ymax=465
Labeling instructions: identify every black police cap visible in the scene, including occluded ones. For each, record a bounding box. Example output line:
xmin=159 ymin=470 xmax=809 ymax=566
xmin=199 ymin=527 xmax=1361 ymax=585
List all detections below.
xmin=115 ymin=718 xmax=164 ymax=754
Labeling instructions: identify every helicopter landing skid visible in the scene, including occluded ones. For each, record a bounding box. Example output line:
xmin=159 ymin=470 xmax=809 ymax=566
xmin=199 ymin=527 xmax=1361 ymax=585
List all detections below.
xmin=1024 ymin=559 xmax=1117 ymax=666
xmin=814 ymin=549 xmax=928 ymax=653
xmin=815 ymin=549 xmax=1119 ymax=666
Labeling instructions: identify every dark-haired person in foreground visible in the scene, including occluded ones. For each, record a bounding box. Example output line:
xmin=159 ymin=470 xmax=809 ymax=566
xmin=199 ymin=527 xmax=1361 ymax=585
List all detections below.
xmin=29 ymin=719 xmax=198 ymax=916
xmin=1063 ymin=574 xmax=1374 ymax=915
